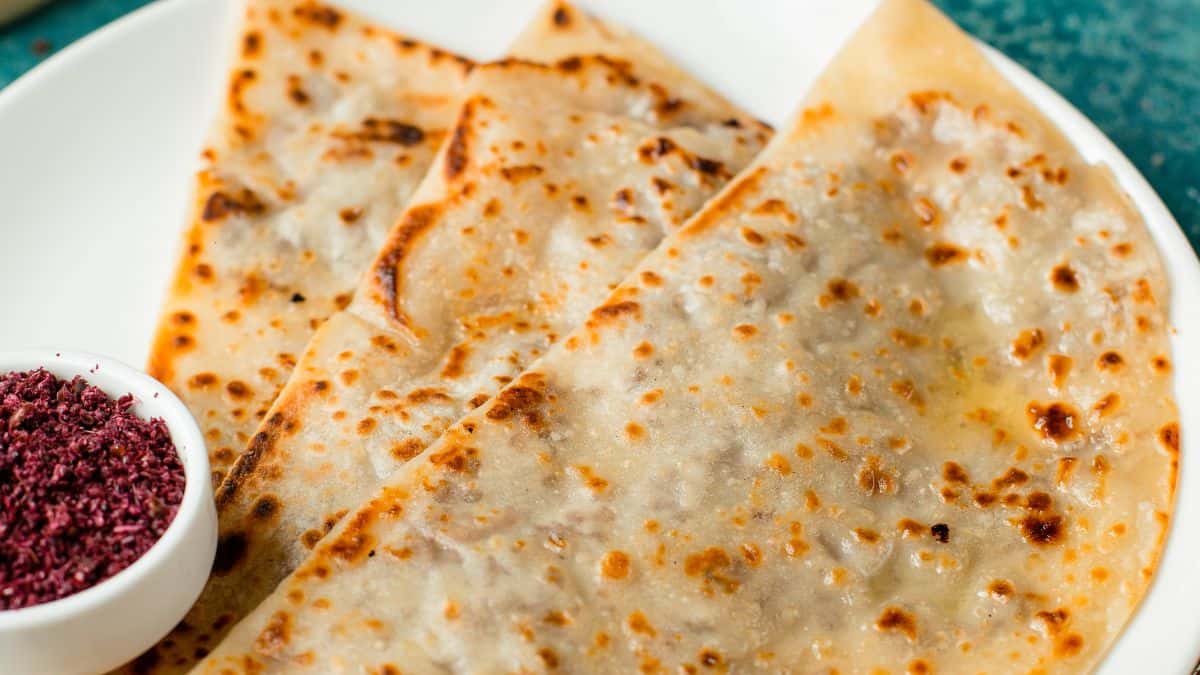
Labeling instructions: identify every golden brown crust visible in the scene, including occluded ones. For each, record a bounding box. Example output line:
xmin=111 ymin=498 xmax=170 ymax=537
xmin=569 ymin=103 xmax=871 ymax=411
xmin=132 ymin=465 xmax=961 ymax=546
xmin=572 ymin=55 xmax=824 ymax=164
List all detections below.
xmin=151 ymin=3 xmax=768 ymax=675
xmin=195 ymin=1 xmax=1174 ymax=672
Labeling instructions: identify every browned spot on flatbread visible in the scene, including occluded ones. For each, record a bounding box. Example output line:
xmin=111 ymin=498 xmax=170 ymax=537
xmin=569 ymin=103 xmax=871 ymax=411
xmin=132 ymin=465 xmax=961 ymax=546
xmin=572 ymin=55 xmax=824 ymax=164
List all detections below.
xmin=486 ymin=382 xmax=545 ymax=422
xmin=891 ymin=150 xmax=914 ymax=174
xmin=1035 ymin=607 xmax=1070 ymax=635
xmin=226 ymin=380 xmax=253 ymax=401
xmin=740 ymin=227 xmax=766 ymax=245
xmin=825 ymin=278 xmax=859 ymax=303
xmin=215 ymin=411 xmax=290 ymax=508
xmin=441 ymin=344 xmax=471 ymax=378
xmin=793 ymin=102 xmax=837 ymax=133
xmin=897 ymin=519 xmax=925 ymax=538
xmin=627 ymin=610 xmax=657 ymax=637
xmin=228 ymin=68 xmax=257 ymax=116
xmin=875 ymin=607 xmax=917 ymax=641
xmin=1047 ymin=354 xmax=1073 ymax=388
xmin=889 ymin=330 xmax=928 ymax=348
xmin=187 ymin=372 xmax=218 ymax=389
xmin=250 ymin=495 xmax=281 ymax=522
xmin=698 ymin=648 xmax=724 ymax=668
xmin=370 ymin=335 xmax=399 ymax=353
xmin=407 ymin=387 xmax=451 ymax=404
xmin=987 ymin=579 xmax=1014 ymax=600
xmin=537 ymin=648 xmax=559 ymax=668
xmin=1097 ymin=350 xmax=1125 ymax=371
xmin=1056 ymin=457 xmax=1079 ymax=486
xmin=600 ymin=550 xmax=630 ymax=580
xmin=1092 ymin=392 xmax=1120 ymax=417
xmin=443 ymin=99 xmax=475 ymax=181
xmin=286 ymin=75 xmax=310 ymax=105
xmin=212 ymin=531 xmax=248 ymax=576
xmin=684 ymin=547 xmax=738 ymax=594
xmin=993 ymin=468 xmax=1028 ymax=490
xmin=391 ymin=438 xmax=425 ymax=462
xmin=856 ymin=455 xmax=896 ymax=495
xmin=552 ymin=3 xmax=571 ymax=27
xmin=253 ymin=611 xmax=292 ymax=656
xmin=1027 ymin=401 xmax=1080 ymax=443
xmin=554 ymin=55 xmax=582 ymax=72
xmin=909 ymin=90 xmax=956 ymax=113
xmin=925 ymin=242 xmax=967 ymax=266
xmin=1020 ymin=514 xmax=1065 ymax=545
xmin=732 ymin=324 xmax=758 ymax=340
xmin=301 ymin=529 xmax=323 ymax=549
xmin=292 ymin=1 xmax=342 ymax=29
xmin=690 ymin=155 xmax=724 ymax=176
xmin=374 ymin=202 xmax=443 ymax=323
xmin=682 ymin=167 xmax=767 ymax=236
xmin=428 ymin=444 xmax=480 ymax=474
xmin=750 ymin=198 xmax=796 ymax=222
xmin=912 ymin=197 xmax=939 ymax=227
xmin=202 ymin=188 xmax=265 ymax=222
xmin=1051 ymin=264 xmax=1079 ymax=292
xmin=942 ymin=462 xmax=969 ymax=484
xmin=500 ymin=164 xmax=544 ymax=183
xmin=633 ymin=341 xmax=654 ymax=358
xmin=1025 ymin=492 xmax=1053 ymax=511
xmin=1055 ymin=633 xmax=1085 ymax=658
xmin=326 ymin=511 xmax=376 ymax=564
xmin=589 ymin=300 xmax=642 ymax=326
xmin=242 ymin=31 xmax=262 ymax=58
xmin=351 ymin=118 xmax=425 ymax=145
xmin=640 ymin=270 xmax=663 ymax=287
xmin=1159 ymin=422 xmax=1180 ymax=453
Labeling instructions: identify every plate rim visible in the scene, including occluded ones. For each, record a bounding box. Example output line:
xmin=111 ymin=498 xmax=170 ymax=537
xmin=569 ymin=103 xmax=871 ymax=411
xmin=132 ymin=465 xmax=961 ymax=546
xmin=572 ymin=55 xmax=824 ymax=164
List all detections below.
xmin=981 ymin=43 xmax=1200 ymax=674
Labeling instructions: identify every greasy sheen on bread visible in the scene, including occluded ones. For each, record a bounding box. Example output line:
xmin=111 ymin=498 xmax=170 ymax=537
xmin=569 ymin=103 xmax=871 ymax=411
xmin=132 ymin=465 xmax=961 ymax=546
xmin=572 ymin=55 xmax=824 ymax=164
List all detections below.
xmin=194 ymin=0 xmax=1177 ymax=672
xmin=146 ymin=2 xmax=767 ymax=673
xmin=145 ymin=0 xmax=472 ymax=486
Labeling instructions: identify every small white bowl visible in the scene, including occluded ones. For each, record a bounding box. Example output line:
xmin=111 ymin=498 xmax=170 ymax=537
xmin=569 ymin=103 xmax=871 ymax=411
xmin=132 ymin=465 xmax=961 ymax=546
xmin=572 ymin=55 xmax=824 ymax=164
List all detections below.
xmin=0 ymin=351 xmax=216 ymax=675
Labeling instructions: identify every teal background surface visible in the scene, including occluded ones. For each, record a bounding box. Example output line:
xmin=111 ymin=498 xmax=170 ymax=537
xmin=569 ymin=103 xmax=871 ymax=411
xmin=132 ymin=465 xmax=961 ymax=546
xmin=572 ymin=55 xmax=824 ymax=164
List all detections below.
xmin=1 ymin=0 xmax=1198 ymax=245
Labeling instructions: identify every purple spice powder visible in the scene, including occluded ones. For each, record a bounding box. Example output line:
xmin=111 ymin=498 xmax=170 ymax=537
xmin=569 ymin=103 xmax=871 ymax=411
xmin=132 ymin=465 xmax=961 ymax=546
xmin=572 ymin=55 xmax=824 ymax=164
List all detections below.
xmin=0 ymin=368 xmax=186 ymax=610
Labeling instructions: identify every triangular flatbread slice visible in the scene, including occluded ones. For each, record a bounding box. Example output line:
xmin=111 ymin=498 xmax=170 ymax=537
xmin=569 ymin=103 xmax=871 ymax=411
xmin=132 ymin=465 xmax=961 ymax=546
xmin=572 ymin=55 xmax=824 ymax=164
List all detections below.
xmin=145 ymin=0 xmax=472 ymax=485
xmin=144 ymin=2 xmax=768 ymax=672
xmin=195 ymin=0 xmax=1176 ymax=672
xmin=128 ymin=0 xmax=472 ymax=671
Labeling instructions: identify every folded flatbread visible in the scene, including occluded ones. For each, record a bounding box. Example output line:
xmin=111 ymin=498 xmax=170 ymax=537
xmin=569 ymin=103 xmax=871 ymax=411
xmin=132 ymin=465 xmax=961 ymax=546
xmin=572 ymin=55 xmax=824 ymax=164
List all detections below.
xmin=146 ymin=0 xmax=472 ymax=485
xmin=139 ymin=2 xmax=767 ymax=672
xmin=195 ymin=0 xmax=1177 ymax=672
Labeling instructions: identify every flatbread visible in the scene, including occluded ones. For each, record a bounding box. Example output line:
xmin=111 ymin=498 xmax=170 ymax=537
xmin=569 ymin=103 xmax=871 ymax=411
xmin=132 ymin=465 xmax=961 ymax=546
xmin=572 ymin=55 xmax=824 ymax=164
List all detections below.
xmin=145 ymin=0 xmax=472 ymax=485
xmin=194 ymin=0 xmax=1177 ymax=672
xmin=139 ymin=2 xmax=767 ymax=672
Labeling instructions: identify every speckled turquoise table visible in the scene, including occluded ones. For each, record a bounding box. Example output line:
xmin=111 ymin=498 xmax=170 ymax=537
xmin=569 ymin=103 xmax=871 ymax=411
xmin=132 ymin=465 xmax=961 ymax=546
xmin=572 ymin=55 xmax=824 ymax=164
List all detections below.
xmin=1 ymin=0 xmax=1196 ymax=245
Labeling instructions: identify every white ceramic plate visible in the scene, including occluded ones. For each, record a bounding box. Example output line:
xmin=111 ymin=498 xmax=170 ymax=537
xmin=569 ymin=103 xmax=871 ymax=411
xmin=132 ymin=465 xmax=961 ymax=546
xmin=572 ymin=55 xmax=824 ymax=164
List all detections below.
xmin=0 ymin=1 xmax=1196 ymax=671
